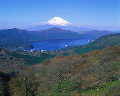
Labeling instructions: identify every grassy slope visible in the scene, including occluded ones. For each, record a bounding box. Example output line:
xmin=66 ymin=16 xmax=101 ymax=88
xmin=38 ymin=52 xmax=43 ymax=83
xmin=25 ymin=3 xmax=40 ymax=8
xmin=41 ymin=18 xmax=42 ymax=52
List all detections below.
xmin=81 ymin=80 xmax=120 ymax=96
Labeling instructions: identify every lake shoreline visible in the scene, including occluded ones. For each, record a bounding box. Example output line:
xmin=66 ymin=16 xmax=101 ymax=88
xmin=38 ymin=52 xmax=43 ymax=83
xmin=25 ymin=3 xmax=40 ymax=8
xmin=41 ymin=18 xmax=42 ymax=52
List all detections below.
xmin=28 ymin=39 xmax=92 ymax=51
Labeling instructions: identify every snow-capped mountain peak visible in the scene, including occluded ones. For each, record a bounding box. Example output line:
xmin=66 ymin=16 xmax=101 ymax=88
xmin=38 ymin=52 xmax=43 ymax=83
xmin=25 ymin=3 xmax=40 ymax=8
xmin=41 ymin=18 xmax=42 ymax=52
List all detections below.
xmin=47 ymin=17 xmax=71 ymax=26
xmin=31 ymin=17 xmax=72 ymax=26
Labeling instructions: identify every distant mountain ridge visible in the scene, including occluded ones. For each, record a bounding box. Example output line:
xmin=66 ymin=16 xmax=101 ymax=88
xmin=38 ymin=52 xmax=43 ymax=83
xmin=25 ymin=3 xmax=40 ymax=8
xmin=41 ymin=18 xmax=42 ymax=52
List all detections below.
xmin=0 ymin=27 xmax=91 ymax=43
xmin=83 ymin=30 xmax=114 ymax=38
xmin=0 ymin=27 xmax=114 ymax=42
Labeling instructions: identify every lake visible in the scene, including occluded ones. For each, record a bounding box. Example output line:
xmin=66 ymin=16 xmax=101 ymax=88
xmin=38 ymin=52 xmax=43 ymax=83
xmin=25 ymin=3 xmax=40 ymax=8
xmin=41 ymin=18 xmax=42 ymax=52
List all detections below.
xmin=29 ymin=39 xmax=91 ymax=51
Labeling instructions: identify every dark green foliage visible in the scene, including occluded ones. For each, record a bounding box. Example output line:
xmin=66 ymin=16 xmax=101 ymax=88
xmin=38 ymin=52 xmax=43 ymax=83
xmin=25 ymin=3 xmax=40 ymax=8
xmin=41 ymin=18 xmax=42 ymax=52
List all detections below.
xmin=9 ymin=52 xmax=55 ymax=65
xmin=62 ymin=52 xmax=69 ymax=56
xmin=8 ymin=74 xmax=38 ymax=96
xmin=0 ymin=71 xmax=10 ymax=96
xmin=0 ymin=48 xmax=26 ymax=73
xmin=0 ymin=42 xmax=34 ymax=50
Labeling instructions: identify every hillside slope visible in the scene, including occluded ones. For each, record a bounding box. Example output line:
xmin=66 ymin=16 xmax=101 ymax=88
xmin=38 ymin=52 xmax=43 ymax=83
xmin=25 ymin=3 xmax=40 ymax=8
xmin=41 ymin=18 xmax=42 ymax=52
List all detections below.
xmin=0 ymin=48 xmax=26 ymax=73
xmin=7 ymin=45 xmax=120 ymax=96
xmin=60 ymin=33 xmax=120 ymax=54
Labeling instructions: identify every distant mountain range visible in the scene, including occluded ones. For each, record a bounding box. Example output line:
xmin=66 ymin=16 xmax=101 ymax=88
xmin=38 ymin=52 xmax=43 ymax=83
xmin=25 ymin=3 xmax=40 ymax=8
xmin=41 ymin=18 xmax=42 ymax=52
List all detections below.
xmin=83 ymin=30 xmax=114 ymax=38
xmin=0 ymin=27 xmax=89 ymax=43
xmin=0 ymin=27 xmax=114 ymax=42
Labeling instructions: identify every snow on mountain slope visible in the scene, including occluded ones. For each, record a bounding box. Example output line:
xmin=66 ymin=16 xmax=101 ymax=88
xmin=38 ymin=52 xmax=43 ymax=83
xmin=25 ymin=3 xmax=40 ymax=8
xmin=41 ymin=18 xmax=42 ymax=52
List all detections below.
xmin=47 ymin=17 xmax=71 ymax=26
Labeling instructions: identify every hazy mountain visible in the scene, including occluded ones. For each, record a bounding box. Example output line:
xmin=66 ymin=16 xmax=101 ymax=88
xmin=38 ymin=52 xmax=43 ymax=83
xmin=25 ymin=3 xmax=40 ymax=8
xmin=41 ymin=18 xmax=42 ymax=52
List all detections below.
xmin=35 ymin=27 xmax=90 ymax=40
xmin=0 ymin=28 xmax=39 ymax=42
xmin=84 ymin=30 xmax=114 ymax=38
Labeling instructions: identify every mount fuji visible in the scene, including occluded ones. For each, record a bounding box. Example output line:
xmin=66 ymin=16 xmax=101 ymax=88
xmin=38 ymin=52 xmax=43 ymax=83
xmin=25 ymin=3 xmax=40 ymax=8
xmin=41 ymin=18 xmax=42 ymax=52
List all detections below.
xmin=25 ymin=17 xmax=92 ymax=32
xmin=47 ymin=17 xmax=71 ymax=26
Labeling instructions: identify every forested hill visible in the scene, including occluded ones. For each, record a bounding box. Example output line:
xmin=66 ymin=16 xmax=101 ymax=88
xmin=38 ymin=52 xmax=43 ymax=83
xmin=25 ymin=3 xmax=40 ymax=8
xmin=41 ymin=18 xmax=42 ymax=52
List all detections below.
xmin=6 ymin=45 xmax=120 ymax=96
xmin=60 ymin=33 xmax=120 ymax=55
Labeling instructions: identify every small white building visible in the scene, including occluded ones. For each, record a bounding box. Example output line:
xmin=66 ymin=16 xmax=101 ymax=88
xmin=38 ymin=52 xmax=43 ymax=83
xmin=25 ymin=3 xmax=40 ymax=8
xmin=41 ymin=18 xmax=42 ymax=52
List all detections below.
xmin=65 ymin=45 xmax=68 ymax=47
xmin=41 ymin=50 xmax=46 ymax=53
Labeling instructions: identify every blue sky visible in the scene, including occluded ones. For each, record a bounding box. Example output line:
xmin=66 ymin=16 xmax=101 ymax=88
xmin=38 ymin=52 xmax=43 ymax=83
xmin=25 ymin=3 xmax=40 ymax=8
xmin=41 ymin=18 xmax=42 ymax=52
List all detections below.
xmin=0 ymin=0 xmax=120 ymax=30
